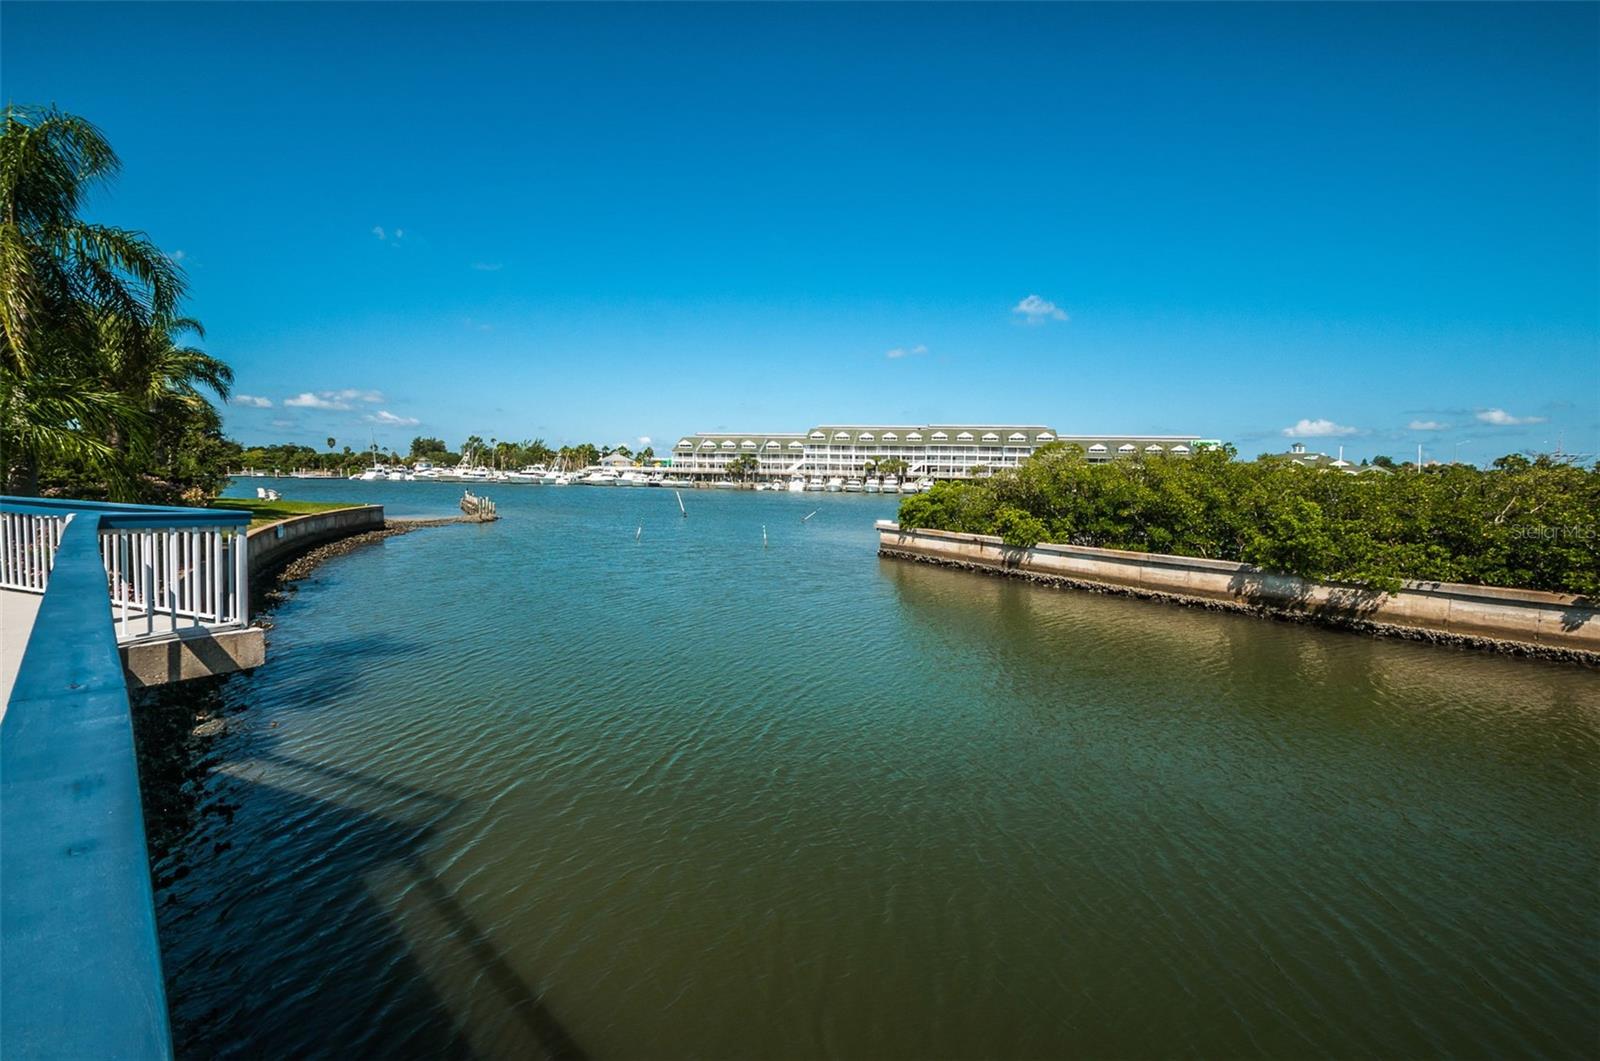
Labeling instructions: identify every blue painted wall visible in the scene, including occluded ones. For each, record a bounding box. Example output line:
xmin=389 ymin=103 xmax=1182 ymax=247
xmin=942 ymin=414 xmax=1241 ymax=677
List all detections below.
xmin=2 ymin=514 xmax=173 ymax=1059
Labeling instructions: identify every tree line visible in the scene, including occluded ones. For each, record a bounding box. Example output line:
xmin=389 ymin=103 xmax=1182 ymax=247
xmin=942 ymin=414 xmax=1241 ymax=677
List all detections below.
xmin=231 ymin=435 xmax=662 ymax=476
xmin=897 ymin=444 xmax=1599 ymax=596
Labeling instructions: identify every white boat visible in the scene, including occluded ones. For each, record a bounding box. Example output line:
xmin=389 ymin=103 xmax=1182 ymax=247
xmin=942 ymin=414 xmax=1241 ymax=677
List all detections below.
xmin=714 ymin=480 xmax=740 ymax=489
xmin=804 ymin=476 xmax=825 ymax=492
xmin=864 ymin=477 xmax=881 ymax=493
xmin=881 ymin=475 xmax=900 ymax=492
xmin=618 ymin=471 xmax=648 ymax=487
xmin=659 ymin=476 xmax=691 ymax=488
xmin=551 ymin=472 xmax=574 ymax=486
xmin=788 ymin=477 xmax=806 ymax=493
xmin=506 ymin=464 xmax=547 ymax=483
xmin=581 ymin=469 xmax=620 ymax=486
xmin=844 ymin=478 xmax=863 ymax=493
xmin=826 ymin=477 xmax=843 ymax=492
xmin=413 ymin=460 xmax=443 ymax=480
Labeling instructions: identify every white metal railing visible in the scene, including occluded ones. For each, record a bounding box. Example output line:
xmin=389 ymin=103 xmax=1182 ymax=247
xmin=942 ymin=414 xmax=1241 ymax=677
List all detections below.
xmin=99 ymin=523 xmax=249 ymax=643
xmin=1 ymin=503 xmax=250 ymax=645
xmin=0 ymin=511 xmax=70 ymax=592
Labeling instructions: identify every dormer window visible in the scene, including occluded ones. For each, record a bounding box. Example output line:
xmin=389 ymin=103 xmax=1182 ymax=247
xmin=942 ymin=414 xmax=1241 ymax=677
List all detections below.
xmin=957 ymin=432 xmax=975 ymax=441
xmin=931 ymin=431 xmax=947 ymax=440
xmin=858 ymin=432 xmax=874 ymax=441
xmin=810 ymin=431 xmax=825 ymax=440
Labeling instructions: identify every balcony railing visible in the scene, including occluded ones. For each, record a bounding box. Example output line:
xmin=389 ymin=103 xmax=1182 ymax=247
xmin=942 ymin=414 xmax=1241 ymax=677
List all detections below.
xmin=0 ymin=497 xmax=249 ymax=644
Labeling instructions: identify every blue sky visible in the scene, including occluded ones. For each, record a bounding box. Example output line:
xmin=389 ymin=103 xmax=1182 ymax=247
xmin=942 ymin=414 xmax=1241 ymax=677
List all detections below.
xmin=4 ymin=2 xmax=1596 ymax=463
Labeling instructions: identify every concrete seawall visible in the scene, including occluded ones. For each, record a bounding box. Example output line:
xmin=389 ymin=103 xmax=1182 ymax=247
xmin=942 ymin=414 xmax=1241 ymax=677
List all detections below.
xmin=876 ymin=521 xmax=1599 ymax=664
xmin=247 ymin=505 xmax=386 ymax=574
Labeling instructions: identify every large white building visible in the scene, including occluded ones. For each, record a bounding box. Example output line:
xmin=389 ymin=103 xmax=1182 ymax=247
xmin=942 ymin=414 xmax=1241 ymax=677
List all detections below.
xmin=666 ymin=424 xmax=1220 ymax=480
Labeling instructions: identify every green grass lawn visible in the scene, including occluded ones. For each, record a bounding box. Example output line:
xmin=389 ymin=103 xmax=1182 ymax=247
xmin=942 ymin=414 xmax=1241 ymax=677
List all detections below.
xmin=208 ymin=498 xmax=367 ymax=528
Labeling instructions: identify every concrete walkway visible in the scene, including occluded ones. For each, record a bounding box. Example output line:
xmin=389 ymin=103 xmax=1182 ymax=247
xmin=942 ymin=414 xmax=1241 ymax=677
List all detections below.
xmin=1 ymin=589 xmax=43 ymax=716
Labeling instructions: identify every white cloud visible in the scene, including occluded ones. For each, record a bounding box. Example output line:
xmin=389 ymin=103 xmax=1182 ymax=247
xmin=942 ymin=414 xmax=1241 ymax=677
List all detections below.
xmin=1408 ymin=420 xmax=1448 ymax=431
xmin=233 ymin=394 xmax=273 ymax=408
xmin=372 ymin=226 xmax=386 ymax=240
xmin=886 ymin=344 xmax=928 ymax=359
xmin=366 ymin=410 xmax=420 ymax=427
xmin=168 ymin=249 xmax=186 ymax=262
xmin=285 ymin=388 xmax=383 ymax=410
xmin=270 ymin=418 xmax=297 ymax=429
xmin=472 ymin=262 xmax=502 ymax=271
xmin=395 ymin=229 xmax=404 ymax=239
xmin=284 ymin=392 xmax=349 ymax=410
xmin=1476 ymin=408 xmax=1546 ymax=426
xmin=1282 ymin=418 xmax=1360 ymax=438
xmin=637 ymin=436 xmax=652 ymax=446
xmin=1012 ymin=294 xmax=1068 ymax=324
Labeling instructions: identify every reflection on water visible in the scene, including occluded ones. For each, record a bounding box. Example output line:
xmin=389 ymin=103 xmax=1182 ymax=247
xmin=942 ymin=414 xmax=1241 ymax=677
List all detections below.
xmin=141 ymin=478 xmax=1599 ymax=1058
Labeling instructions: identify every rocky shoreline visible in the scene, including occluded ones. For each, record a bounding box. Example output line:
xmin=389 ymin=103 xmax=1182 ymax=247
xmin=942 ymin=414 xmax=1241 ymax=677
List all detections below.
xmin=256 ymin=515 xmax=472 ymax=609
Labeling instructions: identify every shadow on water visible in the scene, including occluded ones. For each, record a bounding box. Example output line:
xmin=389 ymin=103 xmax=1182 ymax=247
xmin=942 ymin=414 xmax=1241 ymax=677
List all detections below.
xmin=133 ymin=679 xmax=587 ymax=1061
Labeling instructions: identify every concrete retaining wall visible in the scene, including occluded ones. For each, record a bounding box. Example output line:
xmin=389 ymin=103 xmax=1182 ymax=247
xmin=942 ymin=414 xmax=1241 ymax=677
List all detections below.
xmin=876 ymin=521 xmax=1599 ymax=663
xmin=248 ymin=505 xmax=385 ymax=574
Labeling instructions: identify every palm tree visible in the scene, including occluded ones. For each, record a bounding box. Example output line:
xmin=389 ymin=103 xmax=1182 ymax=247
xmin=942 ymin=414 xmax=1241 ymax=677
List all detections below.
xmin=326 ymin=436 xmax=336 ymax=452
xmin=0 ymin=105 xmax=189 ymax=493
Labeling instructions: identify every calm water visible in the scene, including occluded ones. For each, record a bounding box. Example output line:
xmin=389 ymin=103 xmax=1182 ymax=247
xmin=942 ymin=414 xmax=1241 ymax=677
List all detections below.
xmin=146 ymin=477 xmax=1598 ymax=1059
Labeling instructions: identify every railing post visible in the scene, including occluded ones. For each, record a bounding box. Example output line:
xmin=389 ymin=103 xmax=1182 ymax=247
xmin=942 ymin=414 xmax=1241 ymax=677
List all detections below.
xmin=234 ymin=527 xmax=249 ymax=627
xmin=143 ymin=532 xmax=156 ymax=639
xmin=210 ymin=528 xmax=222 ymax=624
xmin=164 ymin=530 xmax=177 ymax=629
